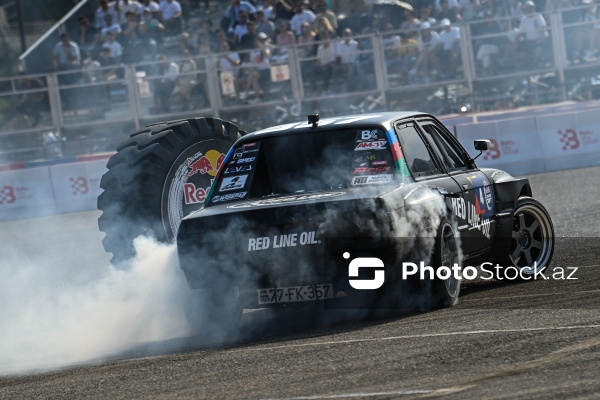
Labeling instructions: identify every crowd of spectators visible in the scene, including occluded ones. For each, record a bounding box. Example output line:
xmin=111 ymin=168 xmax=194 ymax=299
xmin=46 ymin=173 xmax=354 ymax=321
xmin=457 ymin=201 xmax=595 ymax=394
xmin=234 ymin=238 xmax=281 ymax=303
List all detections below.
xmin=45 ymin=0 xmax=600 ymax=111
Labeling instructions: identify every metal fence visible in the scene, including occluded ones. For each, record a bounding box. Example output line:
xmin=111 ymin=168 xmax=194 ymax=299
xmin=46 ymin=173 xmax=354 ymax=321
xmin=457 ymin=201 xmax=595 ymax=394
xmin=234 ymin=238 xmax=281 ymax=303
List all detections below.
xmin=2 ymin=5 xmax=600 ymax=163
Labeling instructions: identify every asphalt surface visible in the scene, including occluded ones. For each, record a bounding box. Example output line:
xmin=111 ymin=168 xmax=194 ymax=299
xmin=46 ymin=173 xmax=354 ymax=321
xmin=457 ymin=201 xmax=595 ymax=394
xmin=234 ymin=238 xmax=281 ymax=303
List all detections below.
xmin=1 ymin=165 xmax=599 ymax=399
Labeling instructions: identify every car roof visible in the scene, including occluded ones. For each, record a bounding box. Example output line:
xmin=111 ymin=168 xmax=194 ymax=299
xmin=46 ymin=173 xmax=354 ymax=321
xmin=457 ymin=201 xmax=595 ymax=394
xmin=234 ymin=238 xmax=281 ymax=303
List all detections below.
xmin=246 ymin=111 xmax=429 ymax=138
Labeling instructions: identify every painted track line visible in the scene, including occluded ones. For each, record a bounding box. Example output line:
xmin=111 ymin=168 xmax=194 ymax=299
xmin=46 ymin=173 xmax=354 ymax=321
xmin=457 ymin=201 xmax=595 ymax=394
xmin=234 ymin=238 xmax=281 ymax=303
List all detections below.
xmin=239 ymin=324 xmax=600 ymax=352
xmin=460 ymin=288 xmax=600 ymax=301
xmin=259 ymin=389 xmax=433 ymax=399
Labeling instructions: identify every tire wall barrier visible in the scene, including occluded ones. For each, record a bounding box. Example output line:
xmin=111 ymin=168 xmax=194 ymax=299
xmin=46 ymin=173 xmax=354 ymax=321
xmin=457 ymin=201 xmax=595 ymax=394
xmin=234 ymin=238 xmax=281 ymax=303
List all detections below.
xmin=1 ymin=108 xmax=599 ymax=221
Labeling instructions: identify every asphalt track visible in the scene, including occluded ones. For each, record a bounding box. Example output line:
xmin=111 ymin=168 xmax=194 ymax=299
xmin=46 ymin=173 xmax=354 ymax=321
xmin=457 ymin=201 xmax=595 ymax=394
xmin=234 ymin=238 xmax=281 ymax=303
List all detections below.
xmin=1 ymin=165 xmax=599 ymax=399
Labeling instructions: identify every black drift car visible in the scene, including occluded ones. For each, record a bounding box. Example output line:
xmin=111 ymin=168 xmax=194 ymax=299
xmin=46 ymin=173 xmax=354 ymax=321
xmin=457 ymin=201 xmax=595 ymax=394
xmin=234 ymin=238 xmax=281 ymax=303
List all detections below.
xmin=174 ymin=112 xmax=555 ymax=330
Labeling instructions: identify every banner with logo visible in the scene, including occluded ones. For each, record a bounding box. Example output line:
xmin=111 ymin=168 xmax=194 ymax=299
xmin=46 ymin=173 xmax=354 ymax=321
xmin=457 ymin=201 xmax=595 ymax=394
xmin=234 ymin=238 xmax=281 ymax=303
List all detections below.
xmin=50 ymin=160 xmax=108 ymax=214
xmin=0 ymin=167 xmax=56 ymax=220
xmin=220 ymin=71 xmax=236 ymax=96
xmin=536 ymin=112 xmax=600 ymax=171
xmin=270 ymin=64 xmax=290 ymax=82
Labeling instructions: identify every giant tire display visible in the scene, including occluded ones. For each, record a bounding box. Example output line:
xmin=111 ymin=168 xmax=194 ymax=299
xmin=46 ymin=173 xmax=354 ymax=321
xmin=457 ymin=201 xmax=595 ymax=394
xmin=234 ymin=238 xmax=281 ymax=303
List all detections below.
xmin=97 ymin=118 xmax=241 ymax=264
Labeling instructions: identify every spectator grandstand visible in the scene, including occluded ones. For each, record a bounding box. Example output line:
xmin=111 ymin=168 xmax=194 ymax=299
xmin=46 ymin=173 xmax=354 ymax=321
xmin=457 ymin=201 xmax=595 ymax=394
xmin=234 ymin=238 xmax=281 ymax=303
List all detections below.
xmin=1 ymin=0 xmax=600 ymax=164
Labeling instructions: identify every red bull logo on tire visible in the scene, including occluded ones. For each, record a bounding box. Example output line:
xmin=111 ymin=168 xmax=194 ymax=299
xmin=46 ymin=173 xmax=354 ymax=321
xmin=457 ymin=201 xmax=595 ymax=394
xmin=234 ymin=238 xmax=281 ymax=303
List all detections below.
xmin=188 ymin=150 xmax=225 ymax=177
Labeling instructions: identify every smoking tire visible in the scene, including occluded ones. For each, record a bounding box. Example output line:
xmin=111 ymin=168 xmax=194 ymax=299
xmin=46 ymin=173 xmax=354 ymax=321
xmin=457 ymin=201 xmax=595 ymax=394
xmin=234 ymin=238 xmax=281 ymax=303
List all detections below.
xmin=427 ymin=217 xmax=461 ymax=309
xmin=97 ymin=118 xmax=241 ymax=264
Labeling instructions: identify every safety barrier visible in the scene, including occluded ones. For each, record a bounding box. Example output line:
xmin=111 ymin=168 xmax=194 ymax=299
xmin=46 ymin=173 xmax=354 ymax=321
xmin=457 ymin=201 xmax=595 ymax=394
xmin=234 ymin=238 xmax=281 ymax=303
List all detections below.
xmin=1 ymin=106 xmax=599 ymax=221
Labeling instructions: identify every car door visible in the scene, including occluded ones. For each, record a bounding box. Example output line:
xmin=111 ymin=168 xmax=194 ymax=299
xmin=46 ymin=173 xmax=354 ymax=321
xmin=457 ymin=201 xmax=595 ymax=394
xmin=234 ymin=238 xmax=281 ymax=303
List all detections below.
xmin=416 ymin=118 xmax=496 ymax=256
xmin=393 ymin=119 xmax=463 ymax=213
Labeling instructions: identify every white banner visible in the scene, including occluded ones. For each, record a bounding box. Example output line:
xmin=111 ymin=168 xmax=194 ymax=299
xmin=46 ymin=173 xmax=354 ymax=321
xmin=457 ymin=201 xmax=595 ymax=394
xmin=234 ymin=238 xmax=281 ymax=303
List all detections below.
xmin=50 ymin=160 xmax=108 ymax=214
xmin=0 ymin=167 xmax=56 ymax=220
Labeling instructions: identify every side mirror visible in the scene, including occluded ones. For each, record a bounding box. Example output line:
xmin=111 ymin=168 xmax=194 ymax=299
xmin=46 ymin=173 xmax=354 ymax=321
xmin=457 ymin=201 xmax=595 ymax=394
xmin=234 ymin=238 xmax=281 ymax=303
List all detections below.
xmin=473 ymin=139 xmax=491 ymax=160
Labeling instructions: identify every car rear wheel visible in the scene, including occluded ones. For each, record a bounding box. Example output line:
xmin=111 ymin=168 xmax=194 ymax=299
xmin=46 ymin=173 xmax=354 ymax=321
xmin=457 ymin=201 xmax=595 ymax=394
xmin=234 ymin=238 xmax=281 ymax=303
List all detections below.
xmin=427 ymin=218 xmax=461 ymax=308
xmin=97 ymin=118 xmax=241 ymax=265
xmin=506 ymin=197 xmax=554 ymax=278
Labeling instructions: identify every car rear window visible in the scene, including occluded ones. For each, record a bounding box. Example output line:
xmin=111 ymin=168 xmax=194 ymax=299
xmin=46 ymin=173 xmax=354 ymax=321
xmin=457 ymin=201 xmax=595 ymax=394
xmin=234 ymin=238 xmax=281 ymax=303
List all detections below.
xmin=208 ymin=128 xmax=396 ymax=205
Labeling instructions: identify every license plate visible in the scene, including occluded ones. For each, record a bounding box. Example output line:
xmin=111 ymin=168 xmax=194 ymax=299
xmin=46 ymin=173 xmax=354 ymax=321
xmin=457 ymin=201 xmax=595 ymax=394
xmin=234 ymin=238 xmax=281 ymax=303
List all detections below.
xmin=258 ymin=284 xmax=333 ymax=304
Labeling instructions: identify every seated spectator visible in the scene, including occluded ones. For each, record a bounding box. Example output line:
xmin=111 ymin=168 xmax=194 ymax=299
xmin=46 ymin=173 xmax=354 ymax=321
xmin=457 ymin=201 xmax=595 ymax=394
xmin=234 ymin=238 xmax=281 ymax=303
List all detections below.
xmin=159 ymin=0 xmax=183 ymax=35
xmin=419 ymin=7 xmax=436 ymax=29
xmin=435 ymin=0 xmax=461 ymax=23
xmin=313 ymin=0 xmax=338 ymax=32
xmin=291 ymin=0 xmax=316 ymax=37
xmin=217 ymin=41 xmax=241 ymax=97
xmin=258 ymin=0 xmax=276 ymax=21
xmin=243 ymin=33 xmax=273 ymax=101
xmin=412 ymin=22 xmax=441 ymax=80
xmin=297 ymin=21 xmax=317 ymax=91
xmin=96 ymin=0 xmax=120 ymax=29
xmin=517 ymin=0 xmax=549 ymax=67
xmin=102 ymin=31 xmax=124 ymax=62
xmin=297 ymin=22 xmax=317 ymax=58
xmin=137 ymin=0 xmax=159 ymax=16
xmin=459 ymin=0 xmax=480 ymax=21
xmin=173 ymin=49 xmax=197 ymax=109
xmin=196 ymin=20 xmax=218 ymax=53
xmin=153 ymin=54 xmax=180 ymax=112
xmin=81 ymin=53 xmax=102 ymax=82
xmin=255 ymin=10 xmax=275 ymax=40
xmin=273 ymin=0 xmax=295 ymax=22
xmin=273 ymin=20 xmax=296 ymax=61
xmin=52 ymin=33 xmax=81 ymax=74
xmin=180 ymin=32 xmax=197 ymax=54
xmin=316 ymin=30 xmax=336 ymax=93
xmin=77 ymin=16 xmax=99 ymax=56
xmin=116 ymin=0 xmax=142 ymax=23
xmin=434 ymin=0 xmax=459 ymax=16
xmin=99 ymin=46 xmax=119 ymax=81
xmin=314 ymin=16 xmax=335 ymax=41
xmin=400 ymin=9 xmax=421 ymax=37
xmin=240 ymin=21 xmax=259 ymax=51
xmin=437 ymin=18 xmax=461 ymax=78
xmin=101 ymin=14 xmax=123 ymax=40
xmin=16 ymin=74 xmax=48 ymax=127
xmin=140 ymin=7 xmax=165 ymax=46
xmin=224 ymin=0 xmax=257 ymax=34
xmin=397 ymin=32 xmax=419 ymax=77
xmin=233 ymin=11 xmax=251 ymax=45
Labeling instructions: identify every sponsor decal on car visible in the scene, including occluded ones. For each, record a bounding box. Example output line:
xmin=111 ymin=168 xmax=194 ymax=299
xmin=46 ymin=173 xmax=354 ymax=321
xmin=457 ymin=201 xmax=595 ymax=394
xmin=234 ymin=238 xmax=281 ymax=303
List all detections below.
xmin=351 ymin=174 xmax=393 ymax=185
xmin=248 ymin=230 xmax=320 ymax=251
xmin=353 ymin=166 xmax=392 ymax=174
xmin=225 ymin=164 xmax=252 ymax=175
xmin=212 ymin=191 xmax=247 ymax=203
xmin=219 ymin=175 xmax=248 ymax=191
xmin=235 ymin=157 xmax=256 ymax=164
xmin=228 ymin=192 xmax=346 ymax=208
xmin=354 ymin=140 xmax=387 ymax=151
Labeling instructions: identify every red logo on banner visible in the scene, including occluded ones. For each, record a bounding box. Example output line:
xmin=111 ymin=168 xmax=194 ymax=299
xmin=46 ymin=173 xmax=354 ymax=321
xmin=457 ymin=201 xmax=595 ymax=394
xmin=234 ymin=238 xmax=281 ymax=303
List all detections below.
xmin=558 ymin=129 xmax=580 ymax=150
xmin=70 ymin=177 xmax=89 ymax=195
xmin=0 ymin=186 xmax=16 ymax=205
xmin=483 ymin=139 xmax=501 ymax=160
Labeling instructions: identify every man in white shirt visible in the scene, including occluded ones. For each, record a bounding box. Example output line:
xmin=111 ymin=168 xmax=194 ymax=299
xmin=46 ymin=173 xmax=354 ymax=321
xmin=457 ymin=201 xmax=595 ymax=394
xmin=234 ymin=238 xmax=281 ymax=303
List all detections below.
xmin=116 ymin=0 xmax=141 ymax=23
xmin=290 ymin=1 xmax=316 ymax=36
xmin=518 ymin=1 xmax=548 ymax=66
xmin=336 ymin=28 xmax=359 ymax=75
xmin=159 ymin=0 xmax=183 ymax=34
xmin=438 ymin=18 xmax=461 ymax=77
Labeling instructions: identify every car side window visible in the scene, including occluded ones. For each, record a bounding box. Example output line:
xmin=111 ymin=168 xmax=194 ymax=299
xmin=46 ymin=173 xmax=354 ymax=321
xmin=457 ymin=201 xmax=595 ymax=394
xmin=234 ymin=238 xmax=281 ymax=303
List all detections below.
xmin=395 ymin=123 xmax=443 ymax=177
xmin=420 ymin=124 xmax=467 ymax=172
